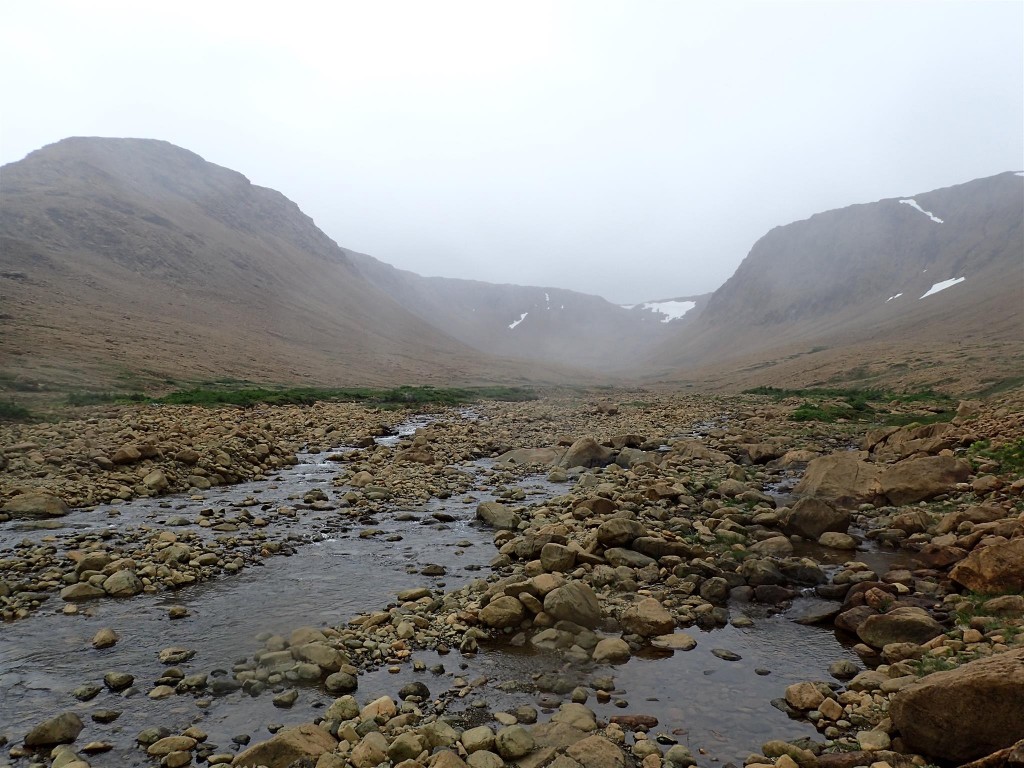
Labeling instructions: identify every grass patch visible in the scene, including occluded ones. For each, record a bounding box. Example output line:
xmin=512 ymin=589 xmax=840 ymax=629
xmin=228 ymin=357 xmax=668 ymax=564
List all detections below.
xmin=744 ymin=386 xmax=956 ymax=425
xmin=154 ymin=385 xmax=537 ymax=408
xmin=968 ymin=438 xmax=1024 ymax=473
xmin=974 ymin=375 xmax=1024 ymax=398
xmin=0 ymin=400 xmax=33 ymax=421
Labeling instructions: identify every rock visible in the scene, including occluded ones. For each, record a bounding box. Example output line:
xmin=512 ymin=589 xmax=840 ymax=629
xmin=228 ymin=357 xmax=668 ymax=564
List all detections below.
xmin=103 ymin=671 xmax=134 ymax=691
xmin=650 ymin=633 xmax=697 ymax=651
xmin=890 ymin=648 xmax=1024 ymax=763
xmin=877 ymin=455 xmax=972 ymax=505
xmin=592 ymin=637 xmax=631 ymax=664
xmin=551 ymin=702 xmax=598 ymax=732
xmin=480 ymin=596 xmax=527 ymax=629
xmin=781 ymin=497 xmax=850 ymax=540
xmin=112 ymin=445 xmax=142 ymax=464
xmin=143 ymin=469 xmax=169 ymax=491
xmin=604 ymin=547 xmax=656 ymax=569
xmin=596 ymin=518 xmax=645 ymax=548
xmin=232 ymin=723 xmax=337 ymax=767
xmin=818 ymin=531 xmax=858 ymax=550
xmin=558 ymin=437 xmax=614 ymax=469
xmin=476 ymin=502 xmax=521 ymax=530
xmin=24 ymin=712 xmax=84 ymax=746
xmin=3 ymin=492 xmax=70 ymax=518
xmin=793 ymin=453 xmax=881 ymax=508
xmin=102 ymin=569 xmax=143 ymax=597
xmin=462 ymin=726 xmax=495 ymax=754
xmin=495 ymin=447 xmax=566 ymax=466
xmin=950 ymin=538 xmax=1024 ymax=595
xmin=935 ymin=503 xmax=1006 ymax=534
xmin=565 ymin=735 xmax=625 ymax=768
xmin=61 ymin=583 xmax=106 ymax=601
xmin=324 ymin=671 xmax=358 ymax=694
xmin=784 ymin=682 xmax=825 ymax=710
xmin=619 ymin=598 xmax=674 ymax=637
xmin=148 ymin=735 xmax=198 ymax=756
xmin=543 ymin=581 xmax=601 ymax=628
xmin=663 ymin=744 xmax=697 ymax=767
xmin=540 ymin=543 xmax=577 ymax=573
xmin=350 ymin=732 xmax=389 ymax=768
xmin=856 ymin=606 xmax=944 ymax=648
xmin=494 ymin=726 xmax=535 ymax=759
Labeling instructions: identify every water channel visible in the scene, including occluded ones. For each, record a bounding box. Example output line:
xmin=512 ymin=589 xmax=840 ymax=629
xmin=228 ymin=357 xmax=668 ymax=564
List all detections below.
xmin=0 ymin=415 xmax=910 ymax=767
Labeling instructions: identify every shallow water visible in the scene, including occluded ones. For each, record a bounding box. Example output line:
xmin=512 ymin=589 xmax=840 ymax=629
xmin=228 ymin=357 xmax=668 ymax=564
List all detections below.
xmin=0 ymin=415 xmax=907 ymax=767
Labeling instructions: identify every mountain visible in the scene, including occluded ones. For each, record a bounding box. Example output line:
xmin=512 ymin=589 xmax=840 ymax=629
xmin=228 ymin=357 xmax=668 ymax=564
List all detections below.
xmin=650 ymin=172 xmax=1024 ymax=393
xmin=0 ymin=137 xmax=570 ymax=391
xmin=347 ymin=251 xmax=709 ymax=371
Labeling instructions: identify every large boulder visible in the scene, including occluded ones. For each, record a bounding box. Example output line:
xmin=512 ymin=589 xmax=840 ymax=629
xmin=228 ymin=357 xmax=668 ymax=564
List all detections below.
xmin=619 ymin=597 xmax=674 ymax=637
xmin=877 ymin=455 xmax=972 ymax=505
xmin=890 ymin=648 xmax=1024 ymax=763
xmin=495 ymin=447 xmax=566 ymax=466
xmin=475 ymin=501 xmax=521 ymax=530
xmin=2 ymin=492 xmax=70 ymax=518
xmin=102 ymin=569 xmax=144 ymax=597
xmin=233 ymin=723 xmax=337 ymax=767
xmin=793 ymin=453 xmax=881 ymax=508
xmin=951 ymin=538 xmax=1024 ymax=595
xmin=543 ymin=581 xmax=601 ymax=628
xmin=24 ymin=712 xmax=83 ymax=746
xmin=781 ymin=497 xmax=850 ymax=540
xmin=479 ymin=596 xmax=527 ymax=629
xmin=856 ymin=606 xmax=944 ymax=648
xmin=558 ymin=437 xmax=614 ymax=469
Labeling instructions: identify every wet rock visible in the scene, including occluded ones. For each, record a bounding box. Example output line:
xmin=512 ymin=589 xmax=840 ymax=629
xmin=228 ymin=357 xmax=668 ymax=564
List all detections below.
xmin=565 ymin=735 xmax=625 ymax=768
xmin=950 ymin=538 xmax=1024 ymax=595
xmin=24 ymin=712 xmax=84 ymax=746
xmin=592 ymin=637 xmax=631 ymax=664
xmin=856 ymin=606 xmax=944 ymax=648
xmin=793 ymin=453 xmax=881 ymax=508
xmin=650 ymin=633 xmax=697 ymax=651
xmin=102 ymin=569 xmax=143 ymax=597
xmin=890 ymin=648 xmax=1024 ymax=763
xmin=494 ymin=725 xmax=534 ymax=759
xmin=60 ymin=583 xmax=106 ymax=601
xmin=877 ymin=455 xmax=972 ymax=505
xmin=619 ymin=598 xmax=674 ymax=637
xmin=481 ymin=595 xmax=528 ymax=629
xmin=558 ymin=437 xmax=614 ymax=469
xmin=781 ymin=497 xmax=850 ymax=540
xmin=2 ymin=492 xmax=70 ymax=518
xmin=232 ymin=723 xmax=337 ymax=768
xmin=476 ymin=501 xmax=521 ymax=530
xmin=543 ymin=581 xmax=601 ymax=628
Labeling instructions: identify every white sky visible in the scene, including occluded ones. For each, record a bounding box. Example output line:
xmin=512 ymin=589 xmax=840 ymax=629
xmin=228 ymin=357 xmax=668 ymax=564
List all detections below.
xmin=1 ymin=1 xmax=1022 ymax=303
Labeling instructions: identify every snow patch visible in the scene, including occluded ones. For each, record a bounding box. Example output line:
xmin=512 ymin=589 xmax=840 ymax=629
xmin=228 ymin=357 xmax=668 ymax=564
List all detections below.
xmin=920 ymin=277 xmax=965 ymax=299
xmin=508 ymin=312 xmax=528 ymax=330
xmin=899 ymin=199 xmax=943 ymax=223
xmin=640 ymin=300 xmax=697 ymax=323
xmin=1016 ymin=172 xmax=1024 ymax=177
xmin=886 ymin=293 xmax=903 ymax=302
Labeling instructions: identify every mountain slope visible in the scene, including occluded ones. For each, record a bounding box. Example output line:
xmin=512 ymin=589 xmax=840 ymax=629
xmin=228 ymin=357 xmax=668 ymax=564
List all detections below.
xmin=347 ymin=250 xmax=708 ymax=371
xmin=650 ymin=172 xmax=1024 ymax=392
xmin=0 ymin=137 xmax=567 ymax=391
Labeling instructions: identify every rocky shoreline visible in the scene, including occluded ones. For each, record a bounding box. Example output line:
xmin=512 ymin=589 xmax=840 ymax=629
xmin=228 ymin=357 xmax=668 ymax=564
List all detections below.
xmin=2 ymin=391 xmax=1023 ymax=768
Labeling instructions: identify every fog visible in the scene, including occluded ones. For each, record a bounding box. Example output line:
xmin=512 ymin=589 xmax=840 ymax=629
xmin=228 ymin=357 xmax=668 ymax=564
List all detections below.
xmin=1 ymin=1 xmax=1021 ymax=303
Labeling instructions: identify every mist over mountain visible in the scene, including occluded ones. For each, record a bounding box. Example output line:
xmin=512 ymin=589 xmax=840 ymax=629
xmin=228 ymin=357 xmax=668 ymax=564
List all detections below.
xmin=0 ymin=137 xmax=575 ymax=390
xmin=347 ymin=250 xmax=708 ymax=371
xmin=650 ymin=172 xmax=1023 ymax=392
xmin=1 ymin=137 xmax=1020 ymax=395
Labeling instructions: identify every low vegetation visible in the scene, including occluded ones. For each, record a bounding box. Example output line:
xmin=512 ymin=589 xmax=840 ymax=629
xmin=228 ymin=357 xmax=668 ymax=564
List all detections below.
xmin=154 ymin=385 xmax=537 ymax=408
xmin=0 ymin=400 xmax=33 ymax=421
xmin=743 ymin=386 xmax=957 ymax=425
xmin=967 ymin=437 xmax=1024 ymax=473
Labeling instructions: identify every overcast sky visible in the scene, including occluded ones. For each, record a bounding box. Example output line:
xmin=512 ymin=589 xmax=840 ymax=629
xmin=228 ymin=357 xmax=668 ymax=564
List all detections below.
xmin=2 ymin=1 xmax=1021 ymax=303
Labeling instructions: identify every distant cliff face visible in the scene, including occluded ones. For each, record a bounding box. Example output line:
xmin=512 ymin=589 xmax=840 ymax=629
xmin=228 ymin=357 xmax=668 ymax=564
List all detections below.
xmin=651 ymin=172 xmax=1023 ymax=389
xmin=0 ymin=137 xmax=560 ymax=389
xmin=347 ymin=250 xmax=708 ymax=371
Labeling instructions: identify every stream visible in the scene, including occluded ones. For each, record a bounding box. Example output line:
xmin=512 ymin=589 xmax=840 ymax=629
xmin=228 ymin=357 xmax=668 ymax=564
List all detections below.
xmin=0 ymin=415 xmax=915 ymax=767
